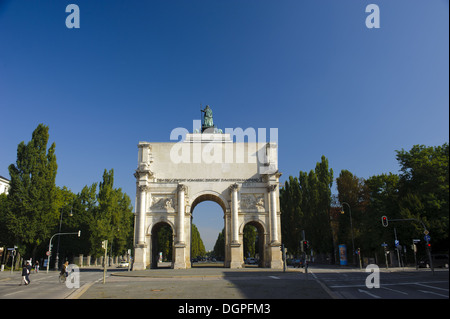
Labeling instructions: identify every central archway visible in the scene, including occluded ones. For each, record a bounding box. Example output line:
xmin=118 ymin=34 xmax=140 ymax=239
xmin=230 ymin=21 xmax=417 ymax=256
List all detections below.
xmin=189 ymin=192 xmax=229 ymax=267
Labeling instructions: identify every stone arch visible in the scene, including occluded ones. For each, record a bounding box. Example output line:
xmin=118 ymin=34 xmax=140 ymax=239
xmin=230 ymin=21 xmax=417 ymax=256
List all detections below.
xmin=189 ymin=191 xmax=229 ymax=267
xmin=149 ymin=221 xmax=174 ymax=269
xmin=189 ymin=190 xmax=229 ymax=214
xmin=146 ymin=219 xmax=175 ymax=236
xmin=239 ymin=218 xmax=267 ymax=235
xmin=241 ymin=219 xmax=267 ymax=267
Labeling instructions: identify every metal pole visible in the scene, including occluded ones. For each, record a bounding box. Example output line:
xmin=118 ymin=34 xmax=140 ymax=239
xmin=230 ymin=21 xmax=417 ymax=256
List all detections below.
xmin=10 ymin=250 xmax=15 ymax=274
xmin=103 ymin=240 xmax=108 ymax=284
xmin=413 ymin=240 xmax=418 ymax=270
xmin=394 ymin=227 xmax=401 ymax=268
xmin=384 ymin=245 xmax=389 ymax=269
xmin=47 ymin=234 xmax=56 ymax=273
xmin=342 ymin=202 xmax=355 ymax=266
xmin=55 ymin=210 xmax=64 ymax=270
xmin=47 ymin=232 xmax=80 ymax=273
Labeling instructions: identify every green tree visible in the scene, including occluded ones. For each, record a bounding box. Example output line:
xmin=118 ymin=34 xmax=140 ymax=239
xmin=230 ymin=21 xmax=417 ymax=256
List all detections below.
xmin=336 ymin=170 xmax=368 ymax=255
xmin=5 ymin=124 xmax=59 ymax=259
xmin=280 ymin=156 xmax=334 ymax=258
xmin=243 ymin=224 xmax=257 ymax=258
xmin=364 ymin=173 xmax=400 ymax=255
xmin=156 ymin=224 xmax=173 ymax=261
xmin=396 ymin=143 xmax=449 ymax=249
xmin=89 ymin=169 xmax=134 ymax=257
xmin=191 ymin=224 xmax=206 ymax=258
xmin=280 ymin=176 xmax=303 ymax=256
xmin=213 ymin=228 xmax=225 ymax=259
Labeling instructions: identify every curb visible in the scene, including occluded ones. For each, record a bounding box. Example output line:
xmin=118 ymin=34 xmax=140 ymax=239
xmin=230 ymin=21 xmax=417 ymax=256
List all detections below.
xmin=65 ymin=281 xmax=96 ymax=299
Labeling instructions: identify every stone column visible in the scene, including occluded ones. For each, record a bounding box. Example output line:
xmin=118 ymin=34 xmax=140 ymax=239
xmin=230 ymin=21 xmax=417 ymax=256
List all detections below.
xmin=268 ymin=184 xmax=283 ymax=269
xmin=268 ymin=184 xmax=279 ymax=244
xmin=174 ymin=184 xmax=188 ymax=269
xmin=228 ymin=183 xmax=242 ymax=268
xmin=229 ymin=183 xmax=240 ymax=244
xmin=137 ymin=185 xmax=148 ymax=245
xmin=177 ymin=184 xmax=187 ymax=244
xmin=134 ymin=184 xmax=148 ymax=270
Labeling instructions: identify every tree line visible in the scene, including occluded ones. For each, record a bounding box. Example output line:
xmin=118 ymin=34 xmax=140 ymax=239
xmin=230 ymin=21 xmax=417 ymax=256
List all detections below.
xmin=0 ymin=124 xmax=134 ymax=268
xmin=280 ymin=143 xmax=449 ymax=264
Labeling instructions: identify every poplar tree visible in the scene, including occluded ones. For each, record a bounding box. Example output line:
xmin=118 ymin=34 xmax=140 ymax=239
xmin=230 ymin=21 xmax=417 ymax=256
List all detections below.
xmin=6 ymin=124 xmax=58 ymax=258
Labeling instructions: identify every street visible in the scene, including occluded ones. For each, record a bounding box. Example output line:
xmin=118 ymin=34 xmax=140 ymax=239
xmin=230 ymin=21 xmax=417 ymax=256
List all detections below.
xmin=0 ymin=267 xmax=113 ymax=299
xmin=309 ymin=265 xmax=449 ymax=299
xmin=0 ymin=265 xmax=448 ymax=300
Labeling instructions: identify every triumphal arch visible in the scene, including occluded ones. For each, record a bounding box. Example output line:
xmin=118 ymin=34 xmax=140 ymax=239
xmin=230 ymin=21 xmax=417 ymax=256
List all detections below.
xmin=133 ymin=106 xmax=282 ymax=270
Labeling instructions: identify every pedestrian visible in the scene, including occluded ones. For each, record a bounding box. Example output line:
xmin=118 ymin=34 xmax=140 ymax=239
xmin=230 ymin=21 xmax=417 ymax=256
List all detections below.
xmin=34 ymin=260 xmax=39 ymax=273
xmin=21 ymin=262 xmax=30 ymax=285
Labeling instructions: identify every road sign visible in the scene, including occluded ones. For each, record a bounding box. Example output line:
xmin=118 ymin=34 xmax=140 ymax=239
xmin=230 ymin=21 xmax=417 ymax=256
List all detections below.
xmin=381 ymin=243 xmax=388 ymax=247
xmin=424 ymin=235 xmax=431 ymax=242
xmin=395 ymin=240 xmax=399 ymax=247
xmin=46 ymin=251 xmax=51 ymax=256
xmin=424 ymin=230 xmax=429 ymax=235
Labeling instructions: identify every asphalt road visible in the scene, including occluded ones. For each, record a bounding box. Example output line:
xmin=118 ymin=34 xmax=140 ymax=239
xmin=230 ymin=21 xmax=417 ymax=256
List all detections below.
xmin=0 ymin=264 xmax=448 ymax=300
xmin=0 ymin=267 xmax=111 ymax=299
xmin=78 ymin=267 xmax=329 ymax=299
xmin=309 ymin=265 xmax=449 ymax=299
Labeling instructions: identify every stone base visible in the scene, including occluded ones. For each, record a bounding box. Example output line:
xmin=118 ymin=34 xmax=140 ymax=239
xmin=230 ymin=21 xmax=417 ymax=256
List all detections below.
xmin=269 ymin=243 xmax=284 ymax=269
xmin=173 ymin=243 xmax=188 ymax=269
xmin=229 ymin=242 xmax=243 ymax=268
xmin=133 ymin=244 xmax=147 ymax=271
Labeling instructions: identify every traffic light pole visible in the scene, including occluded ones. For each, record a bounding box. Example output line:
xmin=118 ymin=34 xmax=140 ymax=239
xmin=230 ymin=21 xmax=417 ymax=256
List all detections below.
xmin=385 ymin=218 xmax=434 ymax=274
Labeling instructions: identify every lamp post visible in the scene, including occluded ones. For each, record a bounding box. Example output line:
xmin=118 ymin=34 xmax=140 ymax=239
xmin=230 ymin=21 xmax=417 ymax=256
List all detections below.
xmin=341 ymin=202 xmax=355 ymax=266
xmin=47 ymin=231 xmax=80 ymax=273
xmin=55 ymin=209 xmax=73 ymax=270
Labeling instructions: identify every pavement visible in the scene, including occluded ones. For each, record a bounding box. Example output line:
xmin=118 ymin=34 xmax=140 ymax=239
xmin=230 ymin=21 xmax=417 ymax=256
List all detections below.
xmin=77 ymin=265 xmax=333 ymax=299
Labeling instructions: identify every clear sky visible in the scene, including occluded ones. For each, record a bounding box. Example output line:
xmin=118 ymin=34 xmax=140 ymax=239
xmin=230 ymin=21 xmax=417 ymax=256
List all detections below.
xmin=0 ymin=0 xmax=448 ymax=251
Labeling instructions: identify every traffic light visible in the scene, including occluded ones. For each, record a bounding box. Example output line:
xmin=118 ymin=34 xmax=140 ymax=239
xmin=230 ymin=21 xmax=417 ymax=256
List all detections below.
xmin=381 ymin=216 xmax=388 ymax=227
xmin=304 ymin=240 xmax=309 ymax=249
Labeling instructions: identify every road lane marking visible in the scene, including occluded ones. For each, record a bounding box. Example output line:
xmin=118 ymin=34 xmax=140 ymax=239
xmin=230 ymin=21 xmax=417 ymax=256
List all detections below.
xmin=329 ymin=280 xmax=448 ymax=288
xmin=3 ymin=290 xmax=23 ymax=297
xmin=415 ymin=283 xmax=449 ymax=292
xmin=418 ymin=290 xmax=448 ymax=298
xmin=358 ymin=289 xmax=381 ymax=298
xmin=269 ymin=276 xmax=280 ymax=279
xmin=381 ymin=286 xmax=408 ymax=295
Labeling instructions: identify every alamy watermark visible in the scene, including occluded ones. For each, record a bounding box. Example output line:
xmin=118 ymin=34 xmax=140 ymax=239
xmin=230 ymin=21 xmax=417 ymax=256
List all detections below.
xmin=168 ymin=120 xmax=278 ymax=174
xmin=365 ymin=264 xmax=380 ymax=289
xmin=66 ymin=264 xmax=80 ymax=289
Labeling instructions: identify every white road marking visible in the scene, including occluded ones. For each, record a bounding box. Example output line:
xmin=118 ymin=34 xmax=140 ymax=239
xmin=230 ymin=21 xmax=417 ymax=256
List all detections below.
xmin=358 ymin=289 xmax=381 ymax=298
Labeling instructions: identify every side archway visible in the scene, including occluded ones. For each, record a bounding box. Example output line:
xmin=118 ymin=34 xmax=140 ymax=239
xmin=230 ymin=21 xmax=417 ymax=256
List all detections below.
xmin=149 ymin=221 xmax=174 ymax=269
xmin=241 ymin=220 xmax=267 ymax=267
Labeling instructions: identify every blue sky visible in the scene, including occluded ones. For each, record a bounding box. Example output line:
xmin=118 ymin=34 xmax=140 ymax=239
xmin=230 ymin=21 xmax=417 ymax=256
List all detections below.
xmin=0 ymin=0 xmax=448 ymax=250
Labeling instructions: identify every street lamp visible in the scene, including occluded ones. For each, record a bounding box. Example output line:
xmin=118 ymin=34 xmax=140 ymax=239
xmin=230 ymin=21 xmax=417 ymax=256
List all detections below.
xmin=47 ymin=230 xmax=80 ymax=273
xmin=55 ymin=209 xmax=73 ymax=270
xmin=341 ymin=202 xmax=355 ymax=265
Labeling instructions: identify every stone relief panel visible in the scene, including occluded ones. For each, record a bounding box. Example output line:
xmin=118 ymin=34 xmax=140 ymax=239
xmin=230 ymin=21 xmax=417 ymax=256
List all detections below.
xmin=150 ymin=195 xmax=176 ymax=212
xmin=240 ymin=193 xmax=265 ymax=212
